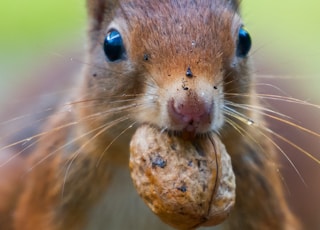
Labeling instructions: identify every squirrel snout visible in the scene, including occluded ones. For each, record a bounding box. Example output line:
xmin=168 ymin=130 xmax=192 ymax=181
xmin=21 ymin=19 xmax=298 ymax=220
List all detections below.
xmin=168 ymin=94 xmax=212 ymax=133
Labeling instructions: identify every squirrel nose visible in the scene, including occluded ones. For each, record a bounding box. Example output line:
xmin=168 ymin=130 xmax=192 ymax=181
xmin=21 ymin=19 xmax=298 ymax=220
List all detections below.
xmin=168 ymin=95 xmax=212 ymax=128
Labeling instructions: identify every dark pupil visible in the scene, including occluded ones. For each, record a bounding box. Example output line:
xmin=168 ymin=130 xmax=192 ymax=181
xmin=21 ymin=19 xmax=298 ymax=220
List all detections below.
xmin=236 ymin=28 xmax=251 ymax=58
xmin=104 ymin=30 xmax=125 ymax=62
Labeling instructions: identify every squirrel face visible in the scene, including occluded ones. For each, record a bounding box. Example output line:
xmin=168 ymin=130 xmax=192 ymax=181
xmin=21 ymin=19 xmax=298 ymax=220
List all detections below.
xmin=83 ymin=0 xmax=252 ymax=136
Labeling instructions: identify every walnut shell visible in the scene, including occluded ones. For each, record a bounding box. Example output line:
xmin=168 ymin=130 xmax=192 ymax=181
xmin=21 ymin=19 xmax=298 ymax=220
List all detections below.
xmin=129 ymin=125 xmax=235 ymax=229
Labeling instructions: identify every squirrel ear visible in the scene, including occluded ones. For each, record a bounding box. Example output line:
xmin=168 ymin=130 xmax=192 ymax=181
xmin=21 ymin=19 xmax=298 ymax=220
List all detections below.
xmin=86 ymin=0 xmax=119 ymax=31
xmin=230 ymin=0 xmax=240 ymax=12
xmin=86 ymin=0 xmax=107 ymax=31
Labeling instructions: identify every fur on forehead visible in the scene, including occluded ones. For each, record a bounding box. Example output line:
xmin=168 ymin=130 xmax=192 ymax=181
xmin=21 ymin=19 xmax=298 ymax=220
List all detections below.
xmin=86 ymin=0 xmax=240 ymax=28
xmin=86 ymin=0 xmax=241 ymax=59
xmin=118 ymin=0 xmax=241 ymax=30
xmin=121 ymin=1 xmax=241 ymax=62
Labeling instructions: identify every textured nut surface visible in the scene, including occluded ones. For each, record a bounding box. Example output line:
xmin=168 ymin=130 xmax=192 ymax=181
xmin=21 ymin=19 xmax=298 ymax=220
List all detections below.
xmin=129 ymin=125 xmax=235 ymax=229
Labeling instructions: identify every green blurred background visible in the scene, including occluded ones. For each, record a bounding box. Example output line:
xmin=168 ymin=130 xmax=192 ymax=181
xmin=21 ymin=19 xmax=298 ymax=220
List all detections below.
xmin=0 ymin=0 xmax=319 ymax=228
xmin=0 ymin=0 xmax=87 ymax=102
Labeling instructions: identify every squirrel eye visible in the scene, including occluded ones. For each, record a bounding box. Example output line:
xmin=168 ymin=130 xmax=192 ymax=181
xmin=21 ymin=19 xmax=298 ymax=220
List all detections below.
xmin=236 ymin=27 xmax=251 ymax=58
xmin=104 ymin=30 xmax=126 ymax=62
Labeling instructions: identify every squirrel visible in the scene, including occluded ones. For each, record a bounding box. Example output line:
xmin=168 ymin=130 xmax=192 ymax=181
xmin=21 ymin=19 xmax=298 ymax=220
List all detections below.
xmin=0 ymin=0 xmax=302 ymax=229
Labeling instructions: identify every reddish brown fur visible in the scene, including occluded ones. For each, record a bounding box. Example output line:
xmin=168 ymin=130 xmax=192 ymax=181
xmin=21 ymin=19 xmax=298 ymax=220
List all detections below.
xmin=0 ymin=0 xmax=301 ymax=229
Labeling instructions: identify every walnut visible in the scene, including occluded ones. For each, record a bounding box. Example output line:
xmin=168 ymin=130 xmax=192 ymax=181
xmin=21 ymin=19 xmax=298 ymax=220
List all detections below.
xmin=129 ymin=125 xmax=235 ymax=229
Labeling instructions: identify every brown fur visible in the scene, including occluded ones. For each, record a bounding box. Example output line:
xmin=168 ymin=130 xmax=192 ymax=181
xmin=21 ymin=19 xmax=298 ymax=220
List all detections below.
xmin=1 ymin=0 xmax=301 ymax=229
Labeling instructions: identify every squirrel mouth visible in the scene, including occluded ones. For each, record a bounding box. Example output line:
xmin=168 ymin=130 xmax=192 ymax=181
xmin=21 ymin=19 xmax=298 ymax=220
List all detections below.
xmin=180 ymin=120 xmax=209 ymax=141
xmin=181 ymin=129 xmax=197 ymax=140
